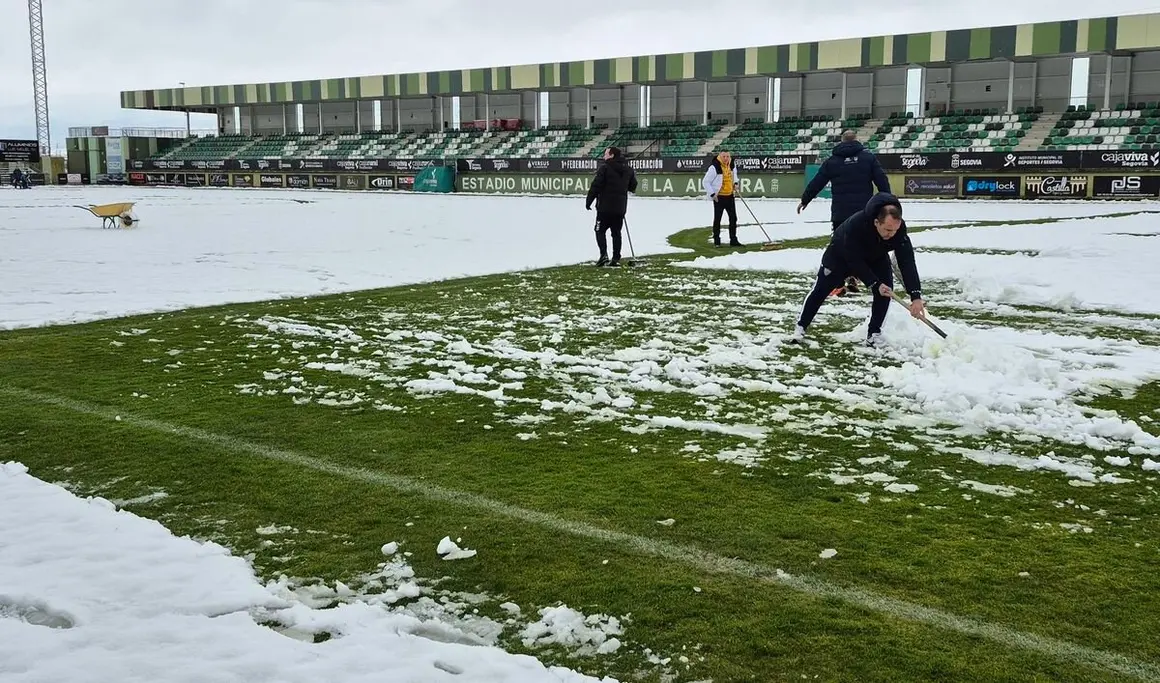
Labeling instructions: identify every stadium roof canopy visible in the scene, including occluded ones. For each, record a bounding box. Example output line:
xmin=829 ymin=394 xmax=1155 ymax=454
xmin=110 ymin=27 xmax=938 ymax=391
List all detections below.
xmin=122 ymin=12 xmax=1160 ymax=113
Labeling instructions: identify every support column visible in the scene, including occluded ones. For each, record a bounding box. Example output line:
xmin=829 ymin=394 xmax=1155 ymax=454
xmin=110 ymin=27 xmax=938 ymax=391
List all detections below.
xmin=282 ymin=103 xmax=288 ymax=135
xmin=355 ymin=101 xmax=362 ymax=133
xmin=438 ymin=96 xmax=445 ymax=131
xmin=585 ymin=89 xmax=591 ymax=128
xmin=485 ymin=94 xmax=490 ymax=131
xmin=617 ymin=86 xmax=622 ymax=128
xmin=1124 ymin=55 xmax=1133 ymax=107
xmin=1007 ymin=60 xmax=1016 ymax=113
xmin=395 ymin=99 xmax=402 ymax=134
xmin=766 ymin=77 xmax=773 ymax=123
xmin=1103 ymin=56 xmax=1113 ymax=110
xmin=534 ymin=93 xmax=540 ymax=129
xmin=734 ymin=82 xmax=740 ymax=123
xmin=919 ymin=66 xmax=928 ymax=114
xmin=797 ymin=75 xmax=804 ymax=117
xmin=868 ymin=71 xmax=875 ymax=117
xmin=1030 ymin=62 xmax=1038 ymax=108
xmin=840 ymin=72 xmax=848 ymax=119
xmin=702 ymin=82 xmax=709 ymax=125
xmin=317 ymin=103 xmax=323 ymax=134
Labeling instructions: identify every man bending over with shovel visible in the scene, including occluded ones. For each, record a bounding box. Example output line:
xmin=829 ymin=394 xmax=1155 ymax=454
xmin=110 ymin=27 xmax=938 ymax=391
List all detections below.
xmin=790 ymin=193 xmax=926 ymax=347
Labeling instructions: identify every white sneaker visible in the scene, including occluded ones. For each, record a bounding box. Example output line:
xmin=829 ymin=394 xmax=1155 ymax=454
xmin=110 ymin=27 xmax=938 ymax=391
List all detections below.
xmin=791 ymin=325 xmax=806 ymax=342
xmin=865 ymin=332 xmax=883 ymax=347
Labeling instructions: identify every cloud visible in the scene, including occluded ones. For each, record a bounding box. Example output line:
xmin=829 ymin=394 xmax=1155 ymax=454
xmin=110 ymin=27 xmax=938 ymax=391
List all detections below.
xmin=0 ymin=0 xmax=1156 ymax=145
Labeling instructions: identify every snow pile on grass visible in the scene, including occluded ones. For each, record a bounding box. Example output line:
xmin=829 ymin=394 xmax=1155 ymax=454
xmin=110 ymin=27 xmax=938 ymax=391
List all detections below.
xmin=211 ymin=266 xmax=1160 ymax=481
xmin=0 ymin=461 xmax=619 ymax=683
xmin=437 ymin=536 xmax=478 ymax=560
xmin=865 ymin=313 xmax=1160 ymax=457
xmin=678 ymin=211 xmax=1160 ymax=315
xmin=520 ymin=605 xmax=626 ymax=656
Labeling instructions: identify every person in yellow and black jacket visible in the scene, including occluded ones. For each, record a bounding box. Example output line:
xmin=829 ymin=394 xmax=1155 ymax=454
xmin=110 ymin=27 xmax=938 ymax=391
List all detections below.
xmin=702 ymin=151 xmax=742 ymax=247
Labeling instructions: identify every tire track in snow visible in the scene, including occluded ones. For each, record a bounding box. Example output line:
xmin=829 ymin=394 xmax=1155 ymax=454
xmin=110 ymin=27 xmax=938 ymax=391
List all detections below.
xmin=4 ymin=384 xmax=1158 ymax=683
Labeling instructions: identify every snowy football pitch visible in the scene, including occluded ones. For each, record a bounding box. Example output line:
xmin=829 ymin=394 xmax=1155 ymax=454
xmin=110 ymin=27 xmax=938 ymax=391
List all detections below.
xmin=2 ymin=186 xmax=1159 ymax=682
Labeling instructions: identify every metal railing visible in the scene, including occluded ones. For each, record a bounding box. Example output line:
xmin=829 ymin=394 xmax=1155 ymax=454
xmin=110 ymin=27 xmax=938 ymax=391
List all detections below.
xmin=67 ymin=126 xmax=219 ymax=139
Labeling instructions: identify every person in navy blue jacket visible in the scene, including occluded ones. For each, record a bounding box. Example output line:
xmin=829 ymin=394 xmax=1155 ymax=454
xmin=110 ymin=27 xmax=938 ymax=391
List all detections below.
xmin=790 ymin=192 xmax=926 ymax=347
xmin=798 ymin=131 xmax=891 ymax=293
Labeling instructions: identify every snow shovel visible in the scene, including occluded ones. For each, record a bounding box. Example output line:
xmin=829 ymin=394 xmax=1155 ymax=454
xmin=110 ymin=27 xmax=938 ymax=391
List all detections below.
xmin=736 ymin=194 xmax=783 ymax=250
xmin=889 ymin=291 xmax=947 ymax=338
xmin=888 ymin=253 xmax=946 ymax=338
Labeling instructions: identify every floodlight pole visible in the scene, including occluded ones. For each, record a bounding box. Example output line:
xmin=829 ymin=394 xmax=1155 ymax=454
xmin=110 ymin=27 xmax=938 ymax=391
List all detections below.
xmin=28 ymin=0 xmax=51 ymax=157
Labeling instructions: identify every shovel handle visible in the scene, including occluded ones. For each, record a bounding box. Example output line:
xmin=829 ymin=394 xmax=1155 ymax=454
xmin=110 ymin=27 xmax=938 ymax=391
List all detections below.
xmin=890 ymin=292 xmax=948 ymax=338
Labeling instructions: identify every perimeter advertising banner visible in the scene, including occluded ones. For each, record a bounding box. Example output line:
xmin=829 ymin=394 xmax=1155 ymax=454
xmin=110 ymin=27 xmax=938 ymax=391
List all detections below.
xmin=1023 ymin=175 xmax=1090 ymax=199
xmin=125 ymin=155 xmax=810 ymax=174
xmin=128 ymin=158 xmax=442 ymax=173
xmin=877 ymin=151 xmax=1082 ymax=172
xmin=902 ymin=176 xmax=959 ymax=196
xmin=962 ymin=176 xmax=1021 ymax=197
xmin=1090 ymin=174 xmax=1160 ymax=198
xmin=114 ymin=169 xmax=1160 ymax=201
xmin=455 ymin=173 xmax=805 ymax=198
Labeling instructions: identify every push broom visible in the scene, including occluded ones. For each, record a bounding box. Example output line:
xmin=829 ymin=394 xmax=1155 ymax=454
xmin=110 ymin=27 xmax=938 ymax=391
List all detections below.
xmin=736 ymin=193 xmax=783 ymax=250
xmin=622 ymin=218 xmax=643 ymax=268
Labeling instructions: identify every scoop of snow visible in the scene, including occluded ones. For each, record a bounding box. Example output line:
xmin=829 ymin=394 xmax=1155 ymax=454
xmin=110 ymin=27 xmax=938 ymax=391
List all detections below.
xmin=436 ymin=536 xmax=477 ymax=561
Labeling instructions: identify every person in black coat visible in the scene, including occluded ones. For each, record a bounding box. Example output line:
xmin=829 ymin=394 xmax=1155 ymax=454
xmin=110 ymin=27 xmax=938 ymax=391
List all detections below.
xmin=798 ymin=131 xmax=891 ymax=293
xmin=585 ymin=146 xmax=637 ymax=267
xmin=791 ymin=192 xmax=926 ymax=347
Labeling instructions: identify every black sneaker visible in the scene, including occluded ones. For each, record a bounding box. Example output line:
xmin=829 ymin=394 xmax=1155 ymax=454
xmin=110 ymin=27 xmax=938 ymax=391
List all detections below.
xmin=595 ymin=256 xmax=608 ymax=267
xmin=845 ymin=277 xmax=859 ymax=292
xmin=608 ymin=257 xmax=621 ymax=267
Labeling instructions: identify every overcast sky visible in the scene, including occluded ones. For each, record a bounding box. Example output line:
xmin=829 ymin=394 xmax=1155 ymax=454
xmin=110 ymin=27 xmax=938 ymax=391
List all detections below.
xmin=3 ymin=0 xmax=1160 ymax=147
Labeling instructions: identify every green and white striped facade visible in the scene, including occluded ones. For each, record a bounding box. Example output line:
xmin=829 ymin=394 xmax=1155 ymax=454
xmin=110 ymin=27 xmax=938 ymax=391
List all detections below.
xmin=122 ymin=13 xmax=1160 ymax=111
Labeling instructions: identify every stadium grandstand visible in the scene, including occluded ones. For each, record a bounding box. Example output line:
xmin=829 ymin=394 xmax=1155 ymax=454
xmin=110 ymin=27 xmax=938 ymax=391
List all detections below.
xmin=61 ymin=11 xmax=1160 ymax=190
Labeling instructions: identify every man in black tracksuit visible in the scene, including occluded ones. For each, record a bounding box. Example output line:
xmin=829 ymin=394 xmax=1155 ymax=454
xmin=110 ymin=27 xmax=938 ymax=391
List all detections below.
xmin=585 ymin=146 xmax=637 ymax=267
xmin=791 ymin=193 xmax=926 ymax=346
xmin=798 ymin=131 xmax=891 ymax=293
